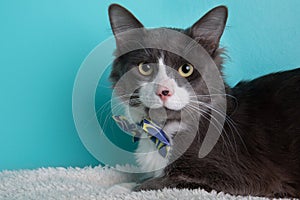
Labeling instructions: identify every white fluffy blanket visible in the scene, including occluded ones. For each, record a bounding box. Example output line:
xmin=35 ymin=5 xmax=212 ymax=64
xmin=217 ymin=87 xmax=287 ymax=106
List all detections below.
xmin=0 ymin=165 xmax=286 ymax=200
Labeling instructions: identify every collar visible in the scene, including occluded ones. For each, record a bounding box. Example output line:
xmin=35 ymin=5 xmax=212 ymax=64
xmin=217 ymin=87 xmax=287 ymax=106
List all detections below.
xmin=112 ymin=115 xmax=170 ymax=157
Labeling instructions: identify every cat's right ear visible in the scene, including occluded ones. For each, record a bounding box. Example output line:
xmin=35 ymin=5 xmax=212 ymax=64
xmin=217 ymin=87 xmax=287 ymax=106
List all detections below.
xmin=108 ymin=4 xmax=144 ymax=36
xmin=190 ymin=6 xmax=228 ymax=55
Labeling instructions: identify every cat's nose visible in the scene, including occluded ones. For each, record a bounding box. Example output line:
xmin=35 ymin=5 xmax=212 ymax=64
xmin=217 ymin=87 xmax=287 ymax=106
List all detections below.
xmin=156 ymin=86 xmax=173 ymax=101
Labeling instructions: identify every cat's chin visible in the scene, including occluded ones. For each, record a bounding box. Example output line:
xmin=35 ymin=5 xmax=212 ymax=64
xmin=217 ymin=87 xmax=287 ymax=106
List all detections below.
xmin=143 ymin=102 xmax=186 ymax=112
xmin=143 ymin=106 xmax=183 ymax=122
xmin=144 ymin=105 xmax=178 ymax=112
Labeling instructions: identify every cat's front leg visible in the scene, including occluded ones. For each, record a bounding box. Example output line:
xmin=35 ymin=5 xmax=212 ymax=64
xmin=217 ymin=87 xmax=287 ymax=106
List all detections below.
xmin=133 ymin=176 xmax=177 ymax=191
xmin=133 ymin=175 xmax=213 ymax=192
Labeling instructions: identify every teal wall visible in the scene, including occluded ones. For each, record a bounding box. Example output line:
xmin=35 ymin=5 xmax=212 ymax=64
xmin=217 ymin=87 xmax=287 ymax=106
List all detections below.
xmin=0 ymin=0 xmax=299 ymax=171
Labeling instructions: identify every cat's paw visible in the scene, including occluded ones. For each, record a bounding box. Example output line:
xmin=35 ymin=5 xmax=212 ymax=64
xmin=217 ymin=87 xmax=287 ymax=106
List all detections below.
xmin=107 ymin=182 xmax=137 ymax=194
xmin=132 ymin=183 xmax=156 ymax=192
xmin=132 ymin=183 xmax=150 ymax=192
xmin=132 ymin=177 xmax=171 ymax=191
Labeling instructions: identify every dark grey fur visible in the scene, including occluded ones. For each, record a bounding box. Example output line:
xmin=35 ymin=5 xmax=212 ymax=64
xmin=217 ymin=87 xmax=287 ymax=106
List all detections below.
xmin=108 ymin=4 xmax=300 ymax=198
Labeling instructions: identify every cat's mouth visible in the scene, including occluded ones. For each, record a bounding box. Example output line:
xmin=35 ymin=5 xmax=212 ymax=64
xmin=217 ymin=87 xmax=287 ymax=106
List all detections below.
xmin=144 ymin=107 xmax=182 ymax=122
xmin=129 ymin=94 xmax=141 ymax=107
xmin=128 ymin=88 xmax=188 ymax=111
xmin=129 ymin=95 xmax=185 ymax=111
xmin=129 ymin=89 xmax=142 ymax=107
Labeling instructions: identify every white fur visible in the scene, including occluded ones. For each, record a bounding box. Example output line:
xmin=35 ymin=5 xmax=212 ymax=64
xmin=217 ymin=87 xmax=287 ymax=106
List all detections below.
xmin=139 ymin=58 xmax=190 ymax=111
xmin=135 ymin=139 xmax=169 ymax=177
xmin=135 ymin=120 xmax=186 ymax=177
xmin=125 ymin=105 xmax=147 ymax=123
xmin=128 ymin=57 xmax=190 ymax=177
xmin=163 ymin=121 xmax=186 ymax=142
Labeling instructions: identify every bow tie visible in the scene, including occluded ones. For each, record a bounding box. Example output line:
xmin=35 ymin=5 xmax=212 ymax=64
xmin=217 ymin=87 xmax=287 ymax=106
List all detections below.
xmin=112 ymin=115 xmax=170 ymax=157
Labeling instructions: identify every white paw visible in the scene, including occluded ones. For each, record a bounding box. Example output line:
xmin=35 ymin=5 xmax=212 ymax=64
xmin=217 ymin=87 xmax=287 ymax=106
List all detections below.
xmin=106 ymin=182 xmax=137 ymax=194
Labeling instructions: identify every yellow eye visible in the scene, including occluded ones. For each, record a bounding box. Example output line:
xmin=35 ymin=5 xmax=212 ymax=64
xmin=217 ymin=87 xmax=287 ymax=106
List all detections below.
xmin=138 ymin=62 xmax=153 ymax=76
xmin=178 ymin=64 xmax=194 ymax=77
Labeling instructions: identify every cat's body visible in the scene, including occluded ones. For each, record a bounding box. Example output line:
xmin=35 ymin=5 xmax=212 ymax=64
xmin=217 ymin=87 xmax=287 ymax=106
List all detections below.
xmin=156 ymin=68 xmax=300 ymax=197
xmin=108 ymin=4 xmax=300 ymax=198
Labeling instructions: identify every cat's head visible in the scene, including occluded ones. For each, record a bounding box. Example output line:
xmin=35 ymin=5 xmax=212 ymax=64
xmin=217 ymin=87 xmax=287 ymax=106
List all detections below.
xmin=108 ymin=4 xmax=227 ymax=124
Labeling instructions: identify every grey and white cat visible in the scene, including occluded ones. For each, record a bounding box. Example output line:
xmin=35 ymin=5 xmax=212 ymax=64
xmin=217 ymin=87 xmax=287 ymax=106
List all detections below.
xmin=108 ymin=4 xmax=300 ymax=198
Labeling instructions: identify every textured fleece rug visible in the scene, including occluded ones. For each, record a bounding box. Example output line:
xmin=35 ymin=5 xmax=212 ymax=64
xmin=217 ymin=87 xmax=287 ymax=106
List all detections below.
xmin=0 ymin=165 xmax=288 ymax=200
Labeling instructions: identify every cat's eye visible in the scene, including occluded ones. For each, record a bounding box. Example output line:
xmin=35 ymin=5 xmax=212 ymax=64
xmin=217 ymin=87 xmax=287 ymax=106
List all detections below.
xmin=178 ymin=64 xmax=194 ymax=77
xmin=138 ymin=62 xmax=153 ymax=76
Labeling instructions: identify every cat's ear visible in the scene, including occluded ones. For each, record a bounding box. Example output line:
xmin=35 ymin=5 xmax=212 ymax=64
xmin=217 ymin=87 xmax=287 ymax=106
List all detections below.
xmin=190 ymin=6 xmax=228 ymax=55
xmin=108 ymin=4 xmax=144 ymax=36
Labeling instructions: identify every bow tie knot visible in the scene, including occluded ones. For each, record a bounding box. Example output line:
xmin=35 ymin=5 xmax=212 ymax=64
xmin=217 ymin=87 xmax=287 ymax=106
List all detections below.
xmin=112 ymin=115 xmax=170 ymax=157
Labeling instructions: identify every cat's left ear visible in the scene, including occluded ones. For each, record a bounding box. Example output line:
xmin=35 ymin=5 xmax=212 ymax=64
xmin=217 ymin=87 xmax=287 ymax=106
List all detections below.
xmin=190 ymin=6 xmax=228 ymax=55
xmin=108 ymin=4 xmax=145 ymax=50
xmin=108 ymin=4 xmax=144 ymax=36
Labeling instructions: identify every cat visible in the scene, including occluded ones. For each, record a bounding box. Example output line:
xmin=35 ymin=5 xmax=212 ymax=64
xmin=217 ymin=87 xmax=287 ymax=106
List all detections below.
xmin=108 ymin=4 xmax=300 ymax=198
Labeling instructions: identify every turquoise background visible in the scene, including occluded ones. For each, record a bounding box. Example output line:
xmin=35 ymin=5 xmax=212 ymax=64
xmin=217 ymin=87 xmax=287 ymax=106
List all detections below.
xmin=0 ymin=0 xmax=299 ymax=171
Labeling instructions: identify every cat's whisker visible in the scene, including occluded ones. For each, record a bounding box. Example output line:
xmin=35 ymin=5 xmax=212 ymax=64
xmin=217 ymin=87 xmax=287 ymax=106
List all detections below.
xmin=189 ymin=99 xmax=248 ymax=154
xmin=97 ymin=99 xmax=127 ymax=129
xmin=95 ymin=94 xmax=133 ymax=119
xmin=189 ymin=101 xmax=248 ymax=160
xmin=184 ymin=105 xmax=233 ymax=157
xmin=186 ymin=103 xmax=240 ymax=160
xmin=97 ymin=83 xmax=113 ymax=89
xmin=189 ymin=93 xmax=237 ymax=102
xmin=186 ymin=104 xmax=228 ymax=139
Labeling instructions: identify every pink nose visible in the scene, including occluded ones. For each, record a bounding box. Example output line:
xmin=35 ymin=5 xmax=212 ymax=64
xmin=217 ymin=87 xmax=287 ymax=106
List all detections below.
xmin=156 ymin=86 xmax=173 ymax=101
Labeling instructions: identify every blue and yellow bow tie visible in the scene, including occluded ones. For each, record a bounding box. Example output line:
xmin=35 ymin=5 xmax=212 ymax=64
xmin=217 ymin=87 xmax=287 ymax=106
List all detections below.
xmin=112 ymin=115 xmax=170 ymax=157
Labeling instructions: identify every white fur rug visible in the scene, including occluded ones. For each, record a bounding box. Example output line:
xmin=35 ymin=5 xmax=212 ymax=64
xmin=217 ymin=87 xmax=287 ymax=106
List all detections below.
xmin=0 ymin=165 xmax=286 ymax=200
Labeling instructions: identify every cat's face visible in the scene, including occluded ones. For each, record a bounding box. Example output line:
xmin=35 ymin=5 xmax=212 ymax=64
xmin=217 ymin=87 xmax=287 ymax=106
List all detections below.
xmin=109 ymin=4 xmax=227 ymax=125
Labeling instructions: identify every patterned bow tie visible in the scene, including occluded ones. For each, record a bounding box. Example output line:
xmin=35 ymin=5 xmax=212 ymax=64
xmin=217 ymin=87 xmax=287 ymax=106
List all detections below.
xmin=112 ymin=115 xmax=170 ymax=157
